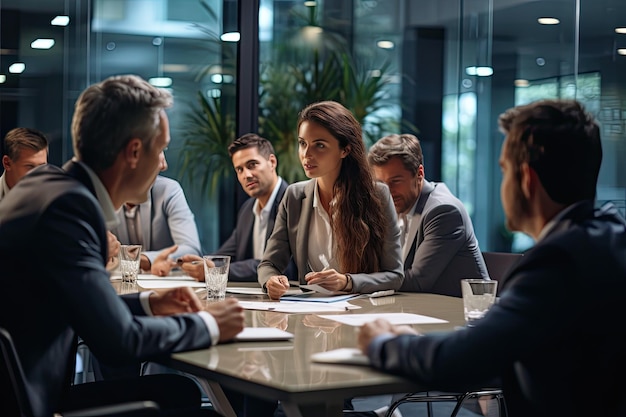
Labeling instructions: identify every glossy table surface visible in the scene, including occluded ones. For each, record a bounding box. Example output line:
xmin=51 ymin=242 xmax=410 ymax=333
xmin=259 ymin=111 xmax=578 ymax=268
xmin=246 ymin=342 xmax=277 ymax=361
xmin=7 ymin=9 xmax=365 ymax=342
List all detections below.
xmin=158 ymin=287 xmax=465 ymax=417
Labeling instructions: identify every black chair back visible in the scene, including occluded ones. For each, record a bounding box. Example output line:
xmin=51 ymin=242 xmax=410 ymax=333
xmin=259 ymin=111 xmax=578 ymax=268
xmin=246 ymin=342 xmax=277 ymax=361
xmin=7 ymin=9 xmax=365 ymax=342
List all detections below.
xmin=0 ymin=327 xmax=32 ymax=417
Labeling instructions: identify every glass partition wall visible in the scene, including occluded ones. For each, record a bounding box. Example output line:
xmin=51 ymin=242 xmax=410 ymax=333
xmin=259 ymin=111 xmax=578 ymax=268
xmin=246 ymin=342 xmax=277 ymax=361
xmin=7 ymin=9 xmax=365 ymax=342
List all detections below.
xmin=1 ymin=0 xmax=624 ymax=253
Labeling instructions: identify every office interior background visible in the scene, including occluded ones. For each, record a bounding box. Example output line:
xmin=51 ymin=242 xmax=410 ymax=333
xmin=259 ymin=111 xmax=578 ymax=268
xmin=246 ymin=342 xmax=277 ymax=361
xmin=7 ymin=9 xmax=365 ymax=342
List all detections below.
xmin=1 ymin=0 xmax=624 ymax=254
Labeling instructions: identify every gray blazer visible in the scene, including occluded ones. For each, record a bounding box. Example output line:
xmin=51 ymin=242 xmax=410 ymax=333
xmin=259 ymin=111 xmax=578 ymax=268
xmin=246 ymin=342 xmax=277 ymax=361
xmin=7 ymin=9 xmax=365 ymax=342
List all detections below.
xmin=110 ymin=175 xmax=202 ymax=264
xmin=401 ymin=180 xmax=488 ymax=296
xmin=258 ymin=180 xmax=404 ymax=293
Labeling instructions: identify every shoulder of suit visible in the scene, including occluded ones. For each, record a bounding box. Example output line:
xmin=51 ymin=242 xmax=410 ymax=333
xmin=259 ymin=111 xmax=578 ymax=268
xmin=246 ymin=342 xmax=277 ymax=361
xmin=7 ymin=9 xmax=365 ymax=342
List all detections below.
xmin=152 ymin=175 xmax=181 ymax=191
xmin=285 ymin=179 xmax=313 ymax=198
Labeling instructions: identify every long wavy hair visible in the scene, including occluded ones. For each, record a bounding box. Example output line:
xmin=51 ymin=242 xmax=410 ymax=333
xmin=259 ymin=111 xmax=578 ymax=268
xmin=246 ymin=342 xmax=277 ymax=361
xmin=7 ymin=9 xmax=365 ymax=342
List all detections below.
xmin=297 ymin=101 xmax=386 ymax=273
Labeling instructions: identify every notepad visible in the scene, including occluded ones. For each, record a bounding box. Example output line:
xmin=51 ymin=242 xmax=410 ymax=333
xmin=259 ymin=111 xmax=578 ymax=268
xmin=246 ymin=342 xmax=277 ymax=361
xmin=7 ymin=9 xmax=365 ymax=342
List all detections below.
xmin=280 ymin=292 xmax=360 ymax=303
xmin=233 ymin=327 xmax=294 ymax=342
xmin=311 ymin=348 xmax=370 ymax=366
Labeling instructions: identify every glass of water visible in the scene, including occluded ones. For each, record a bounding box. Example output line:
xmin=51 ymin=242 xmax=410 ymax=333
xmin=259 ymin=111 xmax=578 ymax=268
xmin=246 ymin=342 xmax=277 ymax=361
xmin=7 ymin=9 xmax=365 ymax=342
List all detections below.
xmin=119 ymin=244 xmax=142 ymax=284
xmin=461 ymin=279 xmax=498 ymax=326
xmin=203 ymin=255 xmax=231 ymax=301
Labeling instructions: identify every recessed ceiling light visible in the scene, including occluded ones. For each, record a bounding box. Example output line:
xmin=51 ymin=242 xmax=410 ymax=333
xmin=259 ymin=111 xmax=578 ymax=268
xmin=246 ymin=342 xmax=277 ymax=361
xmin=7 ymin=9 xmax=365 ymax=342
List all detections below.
xmin=618 ymin=49 xmax=626 ymax=56
xmin=514 ymin=79 xmax=530 ymax=87
xmin=31 ymin=39 xmax=55 ymax=50
xmin=51 ymin=15 xmax=70 ymax=26
xmin=220 ymin=32 xmax=240 ymax=42
xmin=465 ymin=66 xmax=493 ymax=77
xmin=538 ymin=17 xmax=560 ymax=25
xmin=148 ymin=77 xmax=172 ymax=87
xmin=0 ymin=74 xmax=6 ymax=83
xmin=377 ymin=40 xmax=395 ymax=49
xmin=9 ymin=63 xmax=25 ymax=74
xmin=616 ymin=27 xmax=626 ymax=34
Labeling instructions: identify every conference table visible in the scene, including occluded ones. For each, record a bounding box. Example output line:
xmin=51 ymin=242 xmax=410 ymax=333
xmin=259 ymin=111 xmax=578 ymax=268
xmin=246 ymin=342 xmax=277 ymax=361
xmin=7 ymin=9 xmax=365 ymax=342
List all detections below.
xmin=124 ymin=278 xmax=465 ymax=417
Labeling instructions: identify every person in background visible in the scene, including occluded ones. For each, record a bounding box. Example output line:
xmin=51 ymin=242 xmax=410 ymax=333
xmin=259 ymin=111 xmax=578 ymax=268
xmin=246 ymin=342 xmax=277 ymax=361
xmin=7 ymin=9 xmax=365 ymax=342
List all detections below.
xmin=110 ymin=161 xmax=203 ymax=276
xmin=179 ymin=133 xmax=290 ymax=282
xmin=367 ymin=134 xmax=488 ymax=297
xmin=0 ymin=127 xmax=48 ymax=201
xmin=0 ymin=74 xmax=244 ymax=417
xmin=258 ymin=100 xmax=404 ymax=299
xmin=358 ymin=99 xmax=626 ymax=417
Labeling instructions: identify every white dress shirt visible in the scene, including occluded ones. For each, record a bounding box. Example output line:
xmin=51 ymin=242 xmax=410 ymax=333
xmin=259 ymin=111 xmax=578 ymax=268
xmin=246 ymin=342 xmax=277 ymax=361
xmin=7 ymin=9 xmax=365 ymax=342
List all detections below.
xmin=252 ymin=177 xmax=283 ymax=260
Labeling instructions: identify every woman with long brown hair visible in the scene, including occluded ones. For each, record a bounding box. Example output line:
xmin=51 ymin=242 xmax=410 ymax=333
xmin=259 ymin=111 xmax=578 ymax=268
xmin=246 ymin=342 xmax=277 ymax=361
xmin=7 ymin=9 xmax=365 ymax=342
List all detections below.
xmin=258 ymin=100 xmax=403 ymax=299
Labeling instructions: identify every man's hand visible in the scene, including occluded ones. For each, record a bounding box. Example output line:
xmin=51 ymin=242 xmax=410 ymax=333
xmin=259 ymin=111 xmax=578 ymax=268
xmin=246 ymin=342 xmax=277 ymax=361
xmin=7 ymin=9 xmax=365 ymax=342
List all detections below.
xmin=149 ymin=287 xmax=204 ymax=315
xmin=266 ymin=275 xmax=290 ymax=300
xmin=178 ymin=254 xmax=205 ymax=281
xmin=106 ymin=231 xmax=121 ymax=270
xmin=358 ymin=319 xmax=420 ymax=354
xmin=205 ymin=298 xmax=245 ymax=342
xmin=150 ymin=245 xmax=178 ymax=276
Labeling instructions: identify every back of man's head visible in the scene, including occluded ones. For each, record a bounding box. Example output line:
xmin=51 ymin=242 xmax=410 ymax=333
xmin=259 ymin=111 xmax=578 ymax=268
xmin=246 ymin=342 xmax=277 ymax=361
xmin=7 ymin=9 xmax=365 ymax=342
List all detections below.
xmin=498 ymin=99 xmax=602 ymax=205
xmin=71 ymin=74 xmax=173 ymax=172
xmin=228 ymin=133 xmax=276 ymax=159
xmin=3 ymin=127 xmax=48 ymax=161
xmin=367 ymin=133 xmax=423 ymax=176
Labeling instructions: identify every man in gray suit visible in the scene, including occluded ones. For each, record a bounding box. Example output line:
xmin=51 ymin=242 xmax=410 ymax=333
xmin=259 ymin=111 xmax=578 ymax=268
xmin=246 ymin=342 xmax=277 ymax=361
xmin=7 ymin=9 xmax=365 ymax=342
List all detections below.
xmin=110 ymin=170 xmax=202 ymax=276
xmin=368 ymin=134 xmax=488 ymax=297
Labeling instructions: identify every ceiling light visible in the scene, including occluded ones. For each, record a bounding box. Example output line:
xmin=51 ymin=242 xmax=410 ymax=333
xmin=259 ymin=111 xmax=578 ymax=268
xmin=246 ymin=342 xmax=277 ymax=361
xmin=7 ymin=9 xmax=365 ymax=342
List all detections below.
xmin=0 ymin=75 xmax=6 ymax=83
xmin=465 ymin=66 xmax=493 ymax=77
xmin=538 ymin=17 xmax=560 ymax=25
xmin=514 ymin=79 xmax=530 ymax=87
xmin=51 ymin=15 xmax=70 ymax=26
xmin=31 ymin=39 xmax=55 ymax=50
xmin=210 ymin=74 xmax=224 ymax=84
xmin=616 ymin=28 xmax=626 ymax=34
xmin=618 ymin=49 xmax=626 ymax=56
xmin=9 ymin=63 xmax=25 ymax=74
xmin=220 ymin=32 xmax=240 ymax=42
xmin=148 ymin=77 xmax=172 ymax=87
xmin=377 ymin=40 xmax=395 ymax=49
xmin=304 ymin=1 xmax=317 ymax=6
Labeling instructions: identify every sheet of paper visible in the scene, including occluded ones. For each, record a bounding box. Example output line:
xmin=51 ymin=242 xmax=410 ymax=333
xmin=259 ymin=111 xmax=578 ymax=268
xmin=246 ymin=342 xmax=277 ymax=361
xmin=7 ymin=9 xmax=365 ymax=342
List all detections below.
xmin=280 ymin=292 xmax=360 ymax=303
xmin=226 ymin=287 xmax=303 ymax=296
xmin=239 ymin=301 xmax=361 ymax=313
xmin=311 ymin=348 xmax=370 ymax=366
xmin=316 ymin=312 xmax=448 ymax=326
xmin=234 ymin=327 xmax=294 ymax=342
xmin=137 ymin=277 xmax=205 ymax=289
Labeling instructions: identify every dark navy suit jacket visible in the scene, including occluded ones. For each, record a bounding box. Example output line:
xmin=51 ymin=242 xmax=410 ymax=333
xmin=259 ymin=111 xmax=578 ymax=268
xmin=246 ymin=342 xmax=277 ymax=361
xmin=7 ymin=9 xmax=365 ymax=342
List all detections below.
xmin=0 ymin=162 xmax=213 ymax=417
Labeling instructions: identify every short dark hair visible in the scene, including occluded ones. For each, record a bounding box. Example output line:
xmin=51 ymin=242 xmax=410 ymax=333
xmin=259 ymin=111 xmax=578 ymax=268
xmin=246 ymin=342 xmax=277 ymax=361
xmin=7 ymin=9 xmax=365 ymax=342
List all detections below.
xmin=228 ymin=133 xmax=275 ymax=159
xmin=367 ymin=133 xmax=424 ymax=175
xmin=498 ymin=99 xmax=602 ymax=205
xmin=3 ymin=128 xmax=48 ymax=160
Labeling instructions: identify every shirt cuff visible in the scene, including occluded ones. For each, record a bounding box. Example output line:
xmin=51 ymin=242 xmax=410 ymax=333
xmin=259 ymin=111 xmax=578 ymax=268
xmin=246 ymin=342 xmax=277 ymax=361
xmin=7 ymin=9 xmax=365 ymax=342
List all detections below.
xmin=197 ymin=311 xmax=220 ymax=346
xmin=139 ymin=291 xmax=156 ymax=316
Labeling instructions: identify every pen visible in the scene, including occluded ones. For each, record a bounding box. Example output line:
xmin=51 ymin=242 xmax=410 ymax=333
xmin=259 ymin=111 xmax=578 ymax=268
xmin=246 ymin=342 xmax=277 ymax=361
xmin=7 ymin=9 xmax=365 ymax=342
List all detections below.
xmin=176 ymin=258 xmax=201 ymax=265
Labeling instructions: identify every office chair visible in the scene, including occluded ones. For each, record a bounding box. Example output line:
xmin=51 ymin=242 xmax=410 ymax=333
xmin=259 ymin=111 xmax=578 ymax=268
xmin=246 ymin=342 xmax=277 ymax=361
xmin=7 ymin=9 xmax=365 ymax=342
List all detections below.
xmin=0 ymin=327 xmax=160 ymax=417
xmin=384 ymin=252 xmax=522 ymax=417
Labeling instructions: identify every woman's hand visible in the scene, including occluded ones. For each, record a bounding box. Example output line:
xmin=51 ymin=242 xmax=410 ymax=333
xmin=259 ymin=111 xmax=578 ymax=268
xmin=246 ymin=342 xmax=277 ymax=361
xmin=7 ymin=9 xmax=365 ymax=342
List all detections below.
xmin=266 ymin=275 xmax=290 ymax=300
xmin=304 ymin=269 xmax=351 ymax=292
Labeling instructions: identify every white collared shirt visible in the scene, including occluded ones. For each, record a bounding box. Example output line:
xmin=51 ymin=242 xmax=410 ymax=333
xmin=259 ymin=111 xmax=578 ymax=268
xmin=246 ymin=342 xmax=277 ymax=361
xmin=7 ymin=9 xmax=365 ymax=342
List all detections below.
xmin=307 ymin=180 xmax=339 ymax=272
xmin=252 ymin=177 xmax=283 ymax=259
xmin=399 ymin=197 xmax=420 ymax=253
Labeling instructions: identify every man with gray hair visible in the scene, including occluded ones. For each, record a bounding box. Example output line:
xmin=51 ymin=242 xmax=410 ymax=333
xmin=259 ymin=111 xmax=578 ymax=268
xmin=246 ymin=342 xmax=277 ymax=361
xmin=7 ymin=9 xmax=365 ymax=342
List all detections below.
xmin=368 ymin=134 xmax=488 ymax=296
xmin=0 ymin=127 xmax=48 ymax=201
xmin=0 ymin=75 xmax=244 ymax=417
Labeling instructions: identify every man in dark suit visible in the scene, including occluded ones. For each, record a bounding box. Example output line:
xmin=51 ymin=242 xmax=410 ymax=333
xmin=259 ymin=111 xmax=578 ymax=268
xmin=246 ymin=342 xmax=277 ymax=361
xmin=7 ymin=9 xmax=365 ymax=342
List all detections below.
xmin=368 ymin=134 xmax=488 ymax=297
xmin=0 ymin=74 xmax=244 ymax=417
xmin=181 ymin=133 xmax=289 ymax=282
xmin=358 ymin=100 xmax=626 ymax=417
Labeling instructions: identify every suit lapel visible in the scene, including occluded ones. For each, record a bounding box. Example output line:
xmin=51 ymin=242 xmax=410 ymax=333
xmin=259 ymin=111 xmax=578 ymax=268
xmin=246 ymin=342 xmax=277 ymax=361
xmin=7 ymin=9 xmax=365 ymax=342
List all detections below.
xmin=140 ymin=189 xmax=153 ymax=248
xmin=404 ymin=180 xmax=435 ymax=262
xmin=296 ymin=181 xmax=315 ymax=278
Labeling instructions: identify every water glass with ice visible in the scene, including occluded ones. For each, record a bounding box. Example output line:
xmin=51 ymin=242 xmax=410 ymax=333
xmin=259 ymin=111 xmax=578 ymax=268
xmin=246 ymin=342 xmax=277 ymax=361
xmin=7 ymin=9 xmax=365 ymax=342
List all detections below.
xmin=461 ymin=279 xmax=498 ymax=327
xmin=203 ymin=255 xmax=230 ymax=301
xmin=119 ymin=244 xmax=142 ymax=284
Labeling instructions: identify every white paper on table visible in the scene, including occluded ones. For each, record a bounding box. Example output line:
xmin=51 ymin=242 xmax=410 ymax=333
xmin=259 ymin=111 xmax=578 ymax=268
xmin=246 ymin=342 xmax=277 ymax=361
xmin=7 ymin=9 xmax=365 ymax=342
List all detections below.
xmin=311 ymin=348 xmax=370 ymax=366
xmin=316 ymin=312 xmax=448 ymax=326
xmin=226 ymin=287 xmax=303 ymax=296
xmin=233 ymin=327 xmax=294 ymax=342
xmin=239 ymin=300 xmax=361 ymax=313
xmin=137 ymin=277 xmax=206 ymax=289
